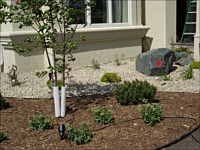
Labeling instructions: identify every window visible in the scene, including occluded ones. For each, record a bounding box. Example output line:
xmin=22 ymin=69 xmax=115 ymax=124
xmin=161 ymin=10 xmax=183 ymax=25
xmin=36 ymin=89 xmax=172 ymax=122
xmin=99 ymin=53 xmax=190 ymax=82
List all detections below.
xmin=112 ymin=0 xmax=128 ymax=23
xmin=67 ymin=0 xmax=129 ymax=25
xmin=91 ymin=0 xmax=107 ymax=23
xmin=89 ymin=0 xmax=129 ymax=24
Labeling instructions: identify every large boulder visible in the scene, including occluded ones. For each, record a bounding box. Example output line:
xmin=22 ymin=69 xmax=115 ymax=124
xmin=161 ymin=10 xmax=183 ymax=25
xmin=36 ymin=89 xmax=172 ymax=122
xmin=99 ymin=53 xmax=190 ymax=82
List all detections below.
xmin=136 ymin=48 xmax=175 ymax=76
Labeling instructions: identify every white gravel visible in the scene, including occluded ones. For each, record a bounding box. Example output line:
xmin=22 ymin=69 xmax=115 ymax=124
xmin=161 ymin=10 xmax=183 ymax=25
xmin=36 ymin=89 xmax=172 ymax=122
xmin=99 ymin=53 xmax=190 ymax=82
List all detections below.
xmin=1 ymin=59 xmax=199 ymax=98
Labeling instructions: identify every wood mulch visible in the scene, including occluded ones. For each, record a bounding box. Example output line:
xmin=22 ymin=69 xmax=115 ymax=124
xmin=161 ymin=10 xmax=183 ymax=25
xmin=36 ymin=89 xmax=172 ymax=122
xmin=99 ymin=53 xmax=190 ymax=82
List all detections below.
xmin=0 ymin=91 xmax=199 ymax=150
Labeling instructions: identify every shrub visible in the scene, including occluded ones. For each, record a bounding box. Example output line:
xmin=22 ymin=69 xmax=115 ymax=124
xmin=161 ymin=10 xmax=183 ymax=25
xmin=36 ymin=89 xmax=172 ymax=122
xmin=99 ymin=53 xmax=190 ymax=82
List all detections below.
xmin=100 ymin=73 xmax=122 ymax=83
xmin=46 ymin=80 xmax=62 ymax=90
xmin=28 ymin=113 xmax=51 ymax=131
xmin=0 ymin=131 xmax=5 ymax=142
xmin=181 ymin=67 xmax=193 ymax=80
xmin=66 ymin=123 xmax=92 ymax=145
xmin=91 ymin=59 xmax=100 ymax=69
xmin=138 ymin=103 xmax=163 ymax=126
xmin=190 ymin=61 xmax=200 ymax=69
xmin=0 ymin=93 xmax=7 ymax=110
xmin=174 ymin=47 xmax=191 ymax=54
xmin=91 ymin=106 xmax=113 ymax=124
xmin=114 ymin=80 xmax=157 ymax=105
xmin=161 ymin=75 xmax=172 ymax=81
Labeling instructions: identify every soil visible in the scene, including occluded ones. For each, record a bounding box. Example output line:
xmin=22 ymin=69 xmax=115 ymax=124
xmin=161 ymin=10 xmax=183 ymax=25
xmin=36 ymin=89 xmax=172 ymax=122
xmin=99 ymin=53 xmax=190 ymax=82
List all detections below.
xmin=0 ymin=91 xmax=199 ymax=150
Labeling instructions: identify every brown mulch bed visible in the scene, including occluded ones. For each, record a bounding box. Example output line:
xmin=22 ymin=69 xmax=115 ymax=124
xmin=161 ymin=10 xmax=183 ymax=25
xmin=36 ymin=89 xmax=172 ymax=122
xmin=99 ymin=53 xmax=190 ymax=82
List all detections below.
xmin=0 ymin=91 xmax=199 ymax=150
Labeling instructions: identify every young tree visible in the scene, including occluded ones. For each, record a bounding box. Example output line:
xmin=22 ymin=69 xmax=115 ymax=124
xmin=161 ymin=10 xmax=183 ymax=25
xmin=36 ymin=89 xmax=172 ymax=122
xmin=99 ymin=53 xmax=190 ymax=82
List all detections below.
xmin=5 ymin=0 xmax=92 ymax=117
xmin=0 ymin=0 xmax=8 ymax=24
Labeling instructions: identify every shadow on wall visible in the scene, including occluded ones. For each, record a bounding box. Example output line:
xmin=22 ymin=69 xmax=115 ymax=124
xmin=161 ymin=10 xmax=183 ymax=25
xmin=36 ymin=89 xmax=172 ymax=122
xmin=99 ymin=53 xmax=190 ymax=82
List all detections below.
xmin=142 ymin=36 xmax=153 ymax=52
xmin=75 ymin=38 xmax=142 ymax=54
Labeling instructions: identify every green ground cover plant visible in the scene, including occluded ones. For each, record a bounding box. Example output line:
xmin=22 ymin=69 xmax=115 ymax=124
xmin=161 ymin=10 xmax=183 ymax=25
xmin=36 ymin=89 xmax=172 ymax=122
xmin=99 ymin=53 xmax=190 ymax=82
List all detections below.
xmin=114 ymin=80 xmax=157 ymax=105
xmin=91 ymin=106 xmax=113 ymax=124
xmin=66 ymin=123 xmax=92 ymax=145
xmin=100 ymin=73 xmax=121 ymax=83
xmin=181 ymin=67 xmax=193 ymax=80
xmin=189 ymin=61 xmax=200 ymax=69
xmin=29 ymin=113 xmax=51 ymax=131
xmin=161 ymin=75 xmax=172 ymax=81
xmin=138 ymin=103 xmax=163 ymax=126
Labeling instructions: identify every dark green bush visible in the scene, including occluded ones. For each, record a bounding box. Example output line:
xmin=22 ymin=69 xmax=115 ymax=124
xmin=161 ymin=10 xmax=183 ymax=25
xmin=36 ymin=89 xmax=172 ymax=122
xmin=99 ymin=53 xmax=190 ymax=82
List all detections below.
xmin=46 ymin=80 xmax=62 ymax=90
xmin=190 ymin=61 xmax=200 ymax=69
xmin=66 ymin=123 xmax=92 ymax=145
xmin=100 ymin=73 xmax=122 ymax=83
xmin=91 ymin=106 xmax=113 ymax=124
xmin=138 ymin=103 xmax=163 ymax=126
xmin=114 ymin=80 xmax=157 ymax=105
xmin=28 ymin=113 xmax=51 ymax=131
xmin=0 ymin=93 xmax=7 ymax=110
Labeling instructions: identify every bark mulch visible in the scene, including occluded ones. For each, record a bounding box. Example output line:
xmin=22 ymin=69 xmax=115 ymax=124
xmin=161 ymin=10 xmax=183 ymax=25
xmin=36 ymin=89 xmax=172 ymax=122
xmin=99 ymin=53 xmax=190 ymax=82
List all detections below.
xmin=0 ymin=91 xmax=199 ymax=150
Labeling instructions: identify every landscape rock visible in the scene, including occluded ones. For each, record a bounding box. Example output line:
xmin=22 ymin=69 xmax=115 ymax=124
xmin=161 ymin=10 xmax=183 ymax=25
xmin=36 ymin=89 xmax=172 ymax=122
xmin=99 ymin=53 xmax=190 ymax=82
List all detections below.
xmin=175 ymin=57 xmax=193 ymax=66
xmin=175 ymin=52 xmax=188 ymax=61
xmin=136 ymin=48 xmax=175 ymax=76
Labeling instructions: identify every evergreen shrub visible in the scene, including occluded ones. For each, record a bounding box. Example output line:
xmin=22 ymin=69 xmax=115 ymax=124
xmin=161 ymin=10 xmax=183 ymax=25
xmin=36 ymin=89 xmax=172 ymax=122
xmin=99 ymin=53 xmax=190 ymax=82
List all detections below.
xmin=114 ymin=80 xmax=157 ymax=105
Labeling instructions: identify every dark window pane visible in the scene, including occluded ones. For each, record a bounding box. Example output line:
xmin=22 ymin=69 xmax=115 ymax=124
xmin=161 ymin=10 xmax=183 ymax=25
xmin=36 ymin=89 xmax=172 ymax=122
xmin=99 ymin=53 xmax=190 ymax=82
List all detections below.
xmin=91 ymin=0 xmax=107 ymax=23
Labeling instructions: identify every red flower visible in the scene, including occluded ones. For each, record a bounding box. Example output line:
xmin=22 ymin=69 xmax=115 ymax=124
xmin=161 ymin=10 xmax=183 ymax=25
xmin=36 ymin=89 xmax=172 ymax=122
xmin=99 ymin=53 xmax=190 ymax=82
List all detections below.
xmin=156 ymin=59 xmax=162 ymax=67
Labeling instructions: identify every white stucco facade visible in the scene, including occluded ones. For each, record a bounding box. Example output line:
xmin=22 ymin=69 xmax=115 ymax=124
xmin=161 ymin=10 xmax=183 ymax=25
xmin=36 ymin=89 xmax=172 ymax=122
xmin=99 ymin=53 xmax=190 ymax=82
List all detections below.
xmin=194 ymin=0 xmax=200 ymax=61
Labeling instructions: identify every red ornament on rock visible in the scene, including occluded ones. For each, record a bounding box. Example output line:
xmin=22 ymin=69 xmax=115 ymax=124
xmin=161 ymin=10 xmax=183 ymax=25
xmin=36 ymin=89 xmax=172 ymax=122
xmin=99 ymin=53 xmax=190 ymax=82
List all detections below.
xmin=156 ymin=59 xmax=162 ymax=67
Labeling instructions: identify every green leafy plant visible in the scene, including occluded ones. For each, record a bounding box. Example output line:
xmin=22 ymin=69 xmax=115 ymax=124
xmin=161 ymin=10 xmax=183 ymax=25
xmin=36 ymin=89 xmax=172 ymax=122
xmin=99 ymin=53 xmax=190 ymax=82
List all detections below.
xmin=100 ymin=73 xmax=122 ymax=83
xmin=91 ymin=106 xmax=113 ymax=124
xmin=161 ymin=75 xmax=172 ymax=81
xmin=138 ymin=103 xmax=163 ymax=126
xmin=35 ymin=71 xmax=47 ymax=78
xmin=189 ymin=61 xmax=200 ymax=69
xmin=46 ymin=80 xmax=62 ymax=90
xmin=91 ymin=59 xmax=100 ymax=69
xmin=0 ymin=131 xmax=5 ymax=142
xmin=0 ymin=93 xmax=7 ymax=110
xmin=29 ymin=113 xmax=51 ymax=131
xmin=66 ymin=123 xmax=92 ymax=145
xmin=174 ymin=47 xmax=191 ymax=54
xmin=181 ymin=67 xmax=193 ymax=80
xmin=114 ymin=80 xmax=157 ymax=105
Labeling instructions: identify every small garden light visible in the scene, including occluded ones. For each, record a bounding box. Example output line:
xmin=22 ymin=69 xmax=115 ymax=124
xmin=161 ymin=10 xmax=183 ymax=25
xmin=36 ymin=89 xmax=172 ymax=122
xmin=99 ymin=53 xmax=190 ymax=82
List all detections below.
xmin=58 ymin=124 xmax=65 ymax=140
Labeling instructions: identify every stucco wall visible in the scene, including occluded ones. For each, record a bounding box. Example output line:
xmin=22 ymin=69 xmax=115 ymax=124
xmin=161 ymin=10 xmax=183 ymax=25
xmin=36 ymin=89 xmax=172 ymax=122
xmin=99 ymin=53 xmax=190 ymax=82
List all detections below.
xmin=145 ymin=0 xmax=176 ymax=49
xmin=1 ymin=26 xmax=149 ymax=73
xmin=194 ymin=0 xmax=200 ymax=61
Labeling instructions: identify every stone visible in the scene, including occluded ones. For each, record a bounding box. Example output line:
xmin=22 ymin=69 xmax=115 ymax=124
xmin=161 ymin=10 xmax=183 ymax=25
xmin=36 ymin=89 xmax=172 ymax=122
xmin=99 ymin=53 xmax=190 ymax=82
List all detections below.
xmin=175 ymin=57 xmax=193 ymax=66
xmin=175 ymin=52 xmax=188 ymax=61
xmin=136 ymin=48 xmax=175 ymax=76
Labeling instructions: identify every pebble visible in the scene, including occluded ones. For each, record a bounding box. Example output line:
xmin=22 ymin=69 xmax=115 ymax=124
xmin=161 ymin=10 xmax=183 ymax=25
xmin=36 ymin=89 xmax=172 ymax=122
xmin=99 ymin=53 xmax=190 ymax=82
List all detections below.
xmin=1 ymin=59 xmax=199 ymax=99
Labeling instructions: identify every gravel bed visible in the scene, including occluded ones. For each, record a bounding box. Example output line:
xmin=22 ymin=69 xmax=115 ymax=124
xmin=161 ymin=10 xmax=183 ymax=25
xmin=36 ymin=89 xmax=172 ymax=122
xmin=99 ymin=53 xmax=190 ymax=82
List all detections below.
xmin=1 ymin=59 xmax=199 ymax=98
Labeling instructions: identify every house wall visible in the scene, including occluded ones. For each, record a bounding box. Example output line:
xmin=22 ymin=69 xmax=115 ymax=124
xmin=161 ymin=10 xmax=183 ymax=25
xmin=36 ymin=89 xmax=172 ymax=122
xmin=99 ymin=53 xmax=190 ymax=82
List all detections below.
xmin=194 ymin=0 xmax=200 ymax=61
xmin=145 ymin=0 xmax=176 ymax=49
